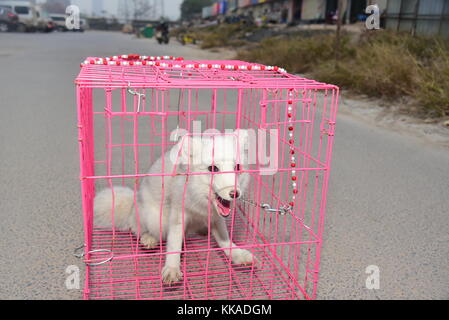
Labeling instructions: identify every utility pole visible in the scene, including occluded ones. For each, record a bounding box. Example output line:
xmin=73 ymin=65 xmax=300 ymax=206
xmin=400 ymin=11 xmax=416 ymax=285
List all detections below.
xmin=335 ymin=0 xmax=348 ymax=68
xmin=160 ymin=0 xmax=164 ymax=19
xmin=152 ymin=0 xmax=156 ymax=20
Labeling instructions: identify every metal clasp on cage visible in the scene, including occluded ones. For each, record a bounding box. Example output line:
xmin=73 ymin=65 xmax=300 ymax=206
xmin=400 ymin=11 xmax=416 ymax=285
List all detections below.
xmin=321 ymin=120 xmax=336 ymax=136
xmin=74 ymin=245 xmax=114 ymax=266
xmin=240 ymin=198 xmax=292 ymax=216
xmin=321 ymin=129 xmax=334 ymax=137
xmin=127 ymin=82 xmax=145 ymax=113
xmin=261 ymin=203 xmax=292 ymax=216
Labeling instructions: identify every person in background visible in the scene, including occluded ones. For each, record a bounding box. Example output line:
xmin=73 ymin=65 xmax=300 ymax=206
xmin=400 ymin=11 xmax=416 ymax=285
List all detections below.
xmin=156 ymin=19 xmax=169 ymax=35
xmin=281 ymin=7 xmax=288 ymax=24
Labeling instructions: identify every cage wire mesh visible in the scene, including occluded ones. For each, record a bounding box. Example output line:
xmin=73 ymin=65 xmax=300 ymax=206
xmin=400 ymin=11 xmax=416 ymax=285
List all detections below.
xmin=76 ymin=55 xmax=339 ymax=300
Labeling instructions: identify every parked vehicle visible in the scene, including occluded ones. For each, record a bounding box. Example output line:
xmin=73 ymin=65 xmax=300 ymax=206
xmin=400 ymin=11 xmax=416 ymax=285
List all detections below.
xmin=0 ymin=7 xmax=18 ymax=32
xmin=80 ymin=18 xmax=88 ymax=31
xmin=176 ymin=30 xmax=197 ymax=46
xmin=35 ymin=6 xmax=54 ymax=32
xmin=49 ymin=14 xmax=66 ymax=32
xmin=0 ymin=1 xmax=38 ymax=32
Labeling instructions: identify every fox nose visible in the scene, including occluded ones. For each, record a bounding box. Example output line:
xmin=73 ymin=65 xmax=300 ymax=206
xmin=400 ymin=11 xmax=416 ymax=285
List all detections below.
xmin=229 ymin=190 xmax=240 ymax=199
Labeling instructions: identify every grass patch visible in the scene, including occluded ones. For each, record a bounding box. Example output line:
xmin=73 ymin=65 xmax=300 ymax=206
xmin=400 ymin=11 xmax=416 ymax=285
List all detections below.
xmin=237 ymin=30 xmax=449 ymax=117
xmin=182 ymin=23 xmax=256 ymax=49
xmin=238 ymin=34 xmax=355 ymax=73
xmin=416 ymin=47 xmax=449 ymax=117
xmin=315 ymin=40 xmax=419 ymax=99
xmin=184 ymin=24 xmax=449 ymax=116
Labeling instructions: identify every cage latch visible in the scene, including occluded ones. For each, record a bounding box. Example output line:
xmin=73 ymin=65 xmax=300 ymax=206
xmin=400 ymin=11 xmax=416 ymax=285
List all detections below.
xmin=73 ymin=245 xmax=114 ymax=266
xmin=261 ymin=203 xmax=292 ymax=216
xmin=127 ymin=82 xmax=145 ymax=113
xmin=240 ymin=198 xmax=292 ymax=216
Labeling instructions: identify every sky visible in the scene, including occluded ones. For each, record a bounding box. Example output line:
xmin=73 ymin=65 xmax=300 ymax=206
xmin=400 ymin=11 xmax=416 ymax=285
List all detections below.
xmin=69 ymin=0 xmax=183 ymax=20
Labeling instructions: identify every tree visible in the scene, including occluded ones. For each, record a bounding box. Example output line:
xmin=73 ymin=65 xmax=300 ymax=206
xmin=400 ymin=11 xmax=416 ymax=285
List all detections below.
xmin=131 ymin=0 xmax=152 ymax=20
xmin=181 ymin=0 xmax=213 ymax=20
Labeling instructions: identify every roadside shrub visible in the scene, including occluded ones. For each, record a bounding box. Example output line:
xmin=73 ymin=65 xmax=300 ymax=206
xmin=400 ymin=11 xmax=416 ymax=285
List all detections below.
xmin=237 ymin=34 xmax=355 ymax=73
xmin=360 ymin=31 xmax=449 ymax=62
xmin=315 ymin=41 xmax=419 ymax=99
xmin=416 ymin=46 xmax=449 ymax=117
xmin=242 ymin=30 xmax=449 ymax=117
xmin=190 ymin=23 xmax=255 ymax=49
xmin=195 ymin=26 xmax=449 ymax=117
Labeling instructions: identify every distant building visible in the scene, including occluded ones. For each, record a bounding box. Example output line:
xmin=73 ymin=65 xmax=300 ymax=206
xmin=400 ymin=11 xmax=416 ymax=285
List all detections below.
xmin=202 ymin=0 xmax=379 ymax=25
xmin=384 ymin=0 xmax=449 ymax=37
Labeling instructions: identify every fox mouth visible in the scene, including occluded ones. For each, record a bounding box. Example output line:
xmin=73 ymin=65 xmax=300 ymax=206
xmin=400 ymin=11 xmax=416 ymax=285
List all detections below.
xmin=215 ymin=194 xmax=232 ymax=217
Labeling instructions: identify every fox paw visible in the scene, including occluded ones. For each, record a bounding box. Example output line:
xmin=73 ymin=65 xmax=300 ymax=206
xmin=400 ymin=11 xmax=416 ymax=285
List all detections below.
xmin=231 ymin=249 xmax=256 ymax=265
xmin=162 ymin=265 xmax=183 ymax=285
xmin=140 ymin=234 xmax=158 ymax=249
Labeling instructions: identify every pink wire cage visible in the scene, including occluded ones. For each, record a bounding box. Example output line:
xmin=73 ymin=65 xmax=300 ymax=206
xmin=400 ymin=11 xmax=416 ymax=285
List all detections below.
xmin=76 ymin=55 xmax=339 ymax=300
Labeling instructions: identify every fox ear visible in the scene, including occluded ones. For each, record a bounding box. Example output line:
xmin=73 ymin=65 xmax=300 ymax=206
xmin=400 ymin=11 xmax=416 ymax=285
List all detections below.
xmin=175 ymin=135 xmax=203 ymax=165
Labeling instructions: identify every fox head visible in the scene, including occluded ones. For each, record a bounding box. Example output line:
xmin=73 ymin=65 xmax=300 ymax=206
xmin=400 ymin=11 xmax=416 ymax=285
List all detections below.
xmin=172 ymin=130 xmax=250 ymax=217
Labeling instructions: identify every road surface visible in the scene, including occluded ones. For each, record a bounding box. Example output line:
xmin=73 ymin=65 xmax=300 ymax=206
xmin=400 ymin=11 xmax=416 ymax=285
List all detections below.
xmin=0 ymin=31 xmax=447 ymax=300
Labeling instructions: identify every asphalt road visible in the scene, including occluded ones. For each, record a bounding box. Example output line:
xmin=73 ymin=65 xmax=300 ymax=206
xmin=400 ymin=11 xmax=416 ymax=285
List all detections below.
xmin=0 ymin=31 xmax=448 ymax=300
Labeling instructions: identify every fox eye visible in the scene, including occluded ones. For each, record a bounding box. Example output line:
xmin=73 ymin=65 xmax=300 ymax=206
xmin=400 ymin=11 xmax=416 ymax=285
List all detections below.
xmin=208 ymin=166 xmax=220 ymax=172
xmin=235 ymin=164 xmax=242 ymax=171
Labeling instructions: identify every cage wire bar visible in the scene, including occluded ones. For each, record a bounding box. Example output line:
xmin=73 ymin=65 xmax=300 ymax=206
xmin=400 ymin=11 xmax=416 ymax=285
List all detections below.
xmin=76 ymin=55 xmax=339 ymax=300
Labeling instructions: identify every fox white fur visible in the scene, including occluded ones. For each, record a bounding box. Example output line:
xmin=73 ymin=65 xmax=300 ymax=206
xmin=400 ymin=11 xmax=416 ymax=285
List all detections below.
xmin=94 ymin=131 xmax=254 ymax=284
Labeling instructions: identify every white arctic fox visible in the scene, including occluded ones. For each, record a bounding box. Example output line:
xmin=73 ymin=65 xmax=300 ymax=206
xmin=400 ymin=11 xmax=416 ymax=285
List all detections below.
xmin=93 ymin=130 xmax=255 ymax=284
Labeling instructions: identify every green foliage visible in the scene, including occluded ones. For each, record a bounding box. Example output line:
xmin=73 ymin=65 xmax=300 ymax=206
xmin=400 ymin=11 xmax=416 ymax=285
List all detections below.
xmin=238 ymin=34 xmax=355 ymax=73
xmin=416 ymin=46 xmax=449 ymax=117
xmin=185 ymin=23 xmax=255 ymax=49
xmin=189 ymin=24 xmax=449 ymax=116
xmin=199 ymin=24 xmax=242 ymax=48
xmin=315 ymin=41 xmax=419 ymax=99
xmin=238 ymin=30 xmax=449 ymax=117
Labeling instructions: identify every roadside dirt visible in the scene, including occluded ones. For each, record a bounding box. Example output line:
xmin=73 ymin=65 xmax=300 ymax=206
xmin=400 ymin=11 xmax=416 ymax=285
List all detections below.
xmin=338 ymin=93 xmax=449 ymax=149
